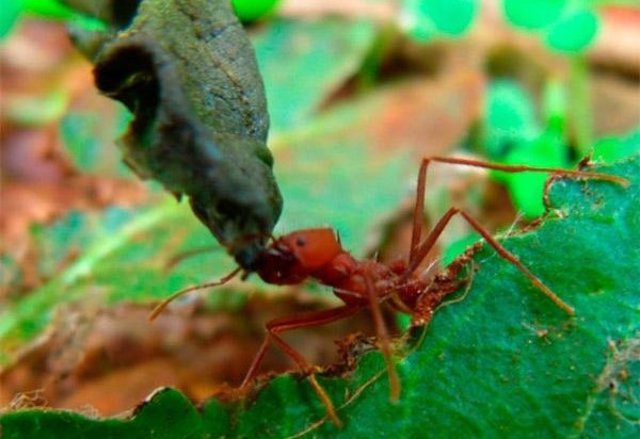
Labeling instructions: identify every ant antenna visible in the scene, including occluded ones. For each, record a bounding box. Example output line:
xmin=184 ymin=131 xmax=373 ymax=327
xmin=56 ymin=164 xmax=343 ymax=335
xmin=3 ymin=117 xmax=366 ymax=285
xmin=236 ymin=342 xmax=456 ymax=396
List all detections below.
xmin=163 ymin=245 xmax=220 ymax=272
xmin=149 ymin=267 xmax=243 ymax=321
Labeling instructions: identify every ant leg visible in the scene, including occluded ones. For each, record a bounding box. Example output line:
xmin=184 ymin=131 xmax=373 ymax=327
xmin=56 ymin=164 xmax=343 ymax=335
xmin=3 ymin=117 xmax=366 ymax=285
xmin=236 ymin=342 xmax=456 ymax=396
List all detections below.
xmin=407 ymin=206 xmax=574 ymax=315
xmin=457 ymin=209 xmax=574 ymax=314
xmin=409 ymin=159 xmax=430 ymax=266
xmin=407 ymin=156 xmax=629 ymax=268
xmin=148 ymin=267 xmax=242 ymax=321
xmin=241 ymin=305 xmax=365 ymax=384
xmin=363 ymin=262 xmax=401 ymax=401
xmin=426 ymin=156 xmax=628 ymax=186
xmin=241 ymin=304 xmax=365 ymax=427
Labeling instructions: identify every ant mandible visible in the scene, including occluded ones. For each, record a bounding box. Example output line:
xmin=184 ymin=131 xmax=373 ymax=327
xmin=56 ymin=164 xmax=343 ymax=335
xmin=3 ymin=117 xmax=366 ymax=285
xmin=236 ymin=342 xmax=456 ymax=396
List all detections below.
xmin=150 ymin=156 xmax=628 ymax=427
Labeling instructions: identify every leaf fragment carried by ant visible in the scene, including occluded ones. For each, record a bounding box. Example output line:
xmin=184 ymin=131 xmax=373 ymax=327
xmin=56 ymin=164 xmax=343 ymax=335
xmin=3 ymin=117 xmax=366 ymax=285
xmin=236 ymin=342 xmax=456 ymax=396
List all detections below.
xmin=68 ymin=0 xmax=283 ymax=266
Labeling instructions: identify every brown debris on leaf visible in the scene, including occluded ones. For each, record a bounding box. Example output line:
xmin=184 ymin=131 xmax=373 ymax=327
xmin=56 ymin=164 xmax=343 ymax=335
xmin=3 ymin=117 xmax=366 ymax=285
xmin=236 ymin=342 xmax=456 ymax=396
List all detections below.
xmin=0 ymin=291 xmax=376 ymax=415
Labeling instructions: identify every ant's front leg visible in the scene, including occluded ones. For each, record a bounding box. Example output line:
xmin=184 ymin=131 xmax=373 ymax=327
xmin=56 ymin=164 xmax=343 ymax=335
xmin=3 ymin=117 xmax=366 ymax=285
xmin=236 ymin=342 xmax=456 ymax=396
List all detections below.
xmin=241 ymin=304 xmax=365 ymax=427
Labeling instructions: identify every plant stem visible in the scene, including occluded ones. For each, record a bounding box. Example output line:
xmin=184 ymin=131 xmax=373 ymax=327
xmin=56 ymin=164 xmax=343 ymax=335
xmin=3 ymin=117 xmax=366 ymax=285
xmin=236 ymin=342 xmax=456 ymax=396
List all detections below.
xmin=570 ymin=56 xmax=593 ymax=157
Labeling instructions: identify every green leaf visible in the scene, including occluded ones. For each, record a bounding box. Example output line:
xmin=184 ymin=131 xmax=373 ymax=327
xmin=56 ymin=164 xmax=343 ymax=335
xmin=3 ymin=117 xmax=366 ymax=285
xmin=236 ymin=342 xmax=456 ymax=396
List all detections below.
xmin=502 ymin=0 xmax=567 ymax=30
xmin=544 ymin=8 xmax=600 ymax=53
xmin=593 ymin=128 xmax=640 ymax=163
xmin=253 ymin=19 xmax=376 ymax=133
xmin=2 ymin=155 xmax=638 ymax=437
xmin=0 ymin=388 xmax=229 ymax=439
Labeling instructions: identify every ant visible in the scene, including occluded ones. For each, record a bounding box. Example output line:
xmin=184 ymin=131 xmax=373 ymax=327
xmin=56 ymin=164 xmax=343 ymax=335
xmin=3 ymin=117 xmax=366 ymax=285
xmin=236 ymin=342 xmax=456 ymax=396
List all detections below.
xmin=150 ymin=156 xmax=628 ymax=427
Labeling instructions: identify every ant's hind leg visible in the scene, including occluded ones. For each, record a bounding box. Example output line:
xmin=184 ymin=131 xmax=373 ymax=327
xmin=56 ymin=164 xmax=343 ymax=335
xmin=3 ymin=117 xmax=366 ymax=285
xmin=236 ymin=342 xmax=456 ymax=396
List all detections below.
xmin=407 ymin=156 xmax=629 ymax=268
xmin=408 ymin=206 xmax=574 ymax=315
xmin=456 ymin=209 xmax=574 ymax=314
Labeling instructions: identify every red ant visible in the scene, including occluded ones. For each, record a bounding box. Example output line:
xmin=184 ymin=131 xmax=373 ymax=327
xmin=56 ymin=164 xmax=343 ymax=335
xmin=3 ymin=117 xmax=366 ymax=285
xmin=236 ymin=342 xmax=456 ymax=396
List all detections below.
xmin=150 ymin=156 xmax=627 ymax=426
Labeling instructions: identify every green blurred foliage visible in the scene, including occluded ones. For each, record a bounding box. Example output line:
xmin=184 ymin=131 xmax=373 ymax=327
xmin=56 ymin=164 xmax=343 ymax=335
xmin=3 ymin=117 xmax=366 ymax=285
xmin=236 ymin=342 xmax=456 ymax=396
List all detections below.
xmin=0 ymin=0 xmax=22 ymax=39
xmin=501 ymin=0 xmax=601 ymax=54
xmin=484 ymin=80 xmax=540 ymax=159
xmin=231 ymin=0 xmax=281 ymax=23
xmin=500 ymin=133 xmax=567 ymax=217
xmin=503 ymin=0 xmax=567 ymax=30
xmin=60 ymin=104 xmax=133 ymax=175
xmin=402 ymin=0 xmax=478 ymax=41
xmin=402 ymin=0 xmax=601 ymax=53
xmin=23 ymin=0 xmax=78 ymax=20
xmin=252 ymin=19 xmax=376 ymax=133
xmin=484 ymin=75 xmax=638 ymax=218
xmin=544 ymin=7 xmax=599 ymax=53
xmin=0 ymin=0 xmax=104 ymax=40
xmin=5 ymin=89 xmax=69 ymax=126
xmin=483 ymin=79 xmax=571 ymax=218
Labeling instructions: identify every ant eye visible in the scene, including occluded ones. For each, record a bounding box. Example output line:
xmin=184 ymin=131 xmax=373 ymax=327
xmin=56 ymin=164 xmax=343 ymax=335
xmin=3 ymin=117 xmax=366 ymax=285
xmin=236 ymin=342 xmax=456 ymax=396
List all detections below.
xmin=295 ymin=237 xmax=306 ymax=247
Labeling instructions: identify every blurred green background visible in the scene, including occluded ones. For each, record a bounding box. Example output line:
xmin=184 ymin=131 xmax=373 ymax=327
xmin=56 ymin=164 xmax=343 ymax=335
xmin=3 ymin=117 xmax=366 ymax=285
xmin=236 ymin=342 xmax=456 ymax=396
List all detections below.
xmin=0 ymin=0 xmax=638 ymax=436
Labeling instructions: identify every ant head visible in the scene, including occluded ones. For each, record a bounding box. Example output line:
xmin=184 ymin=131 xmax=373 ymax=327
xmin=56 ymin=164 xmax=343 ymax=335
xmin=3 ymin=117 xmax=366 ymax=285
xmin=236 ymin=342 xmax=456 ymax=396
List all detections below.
xmin=254 ymin=228 xmax=343 ymax=285
xmin=253 ymin=239 xmax=307 ymax=285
